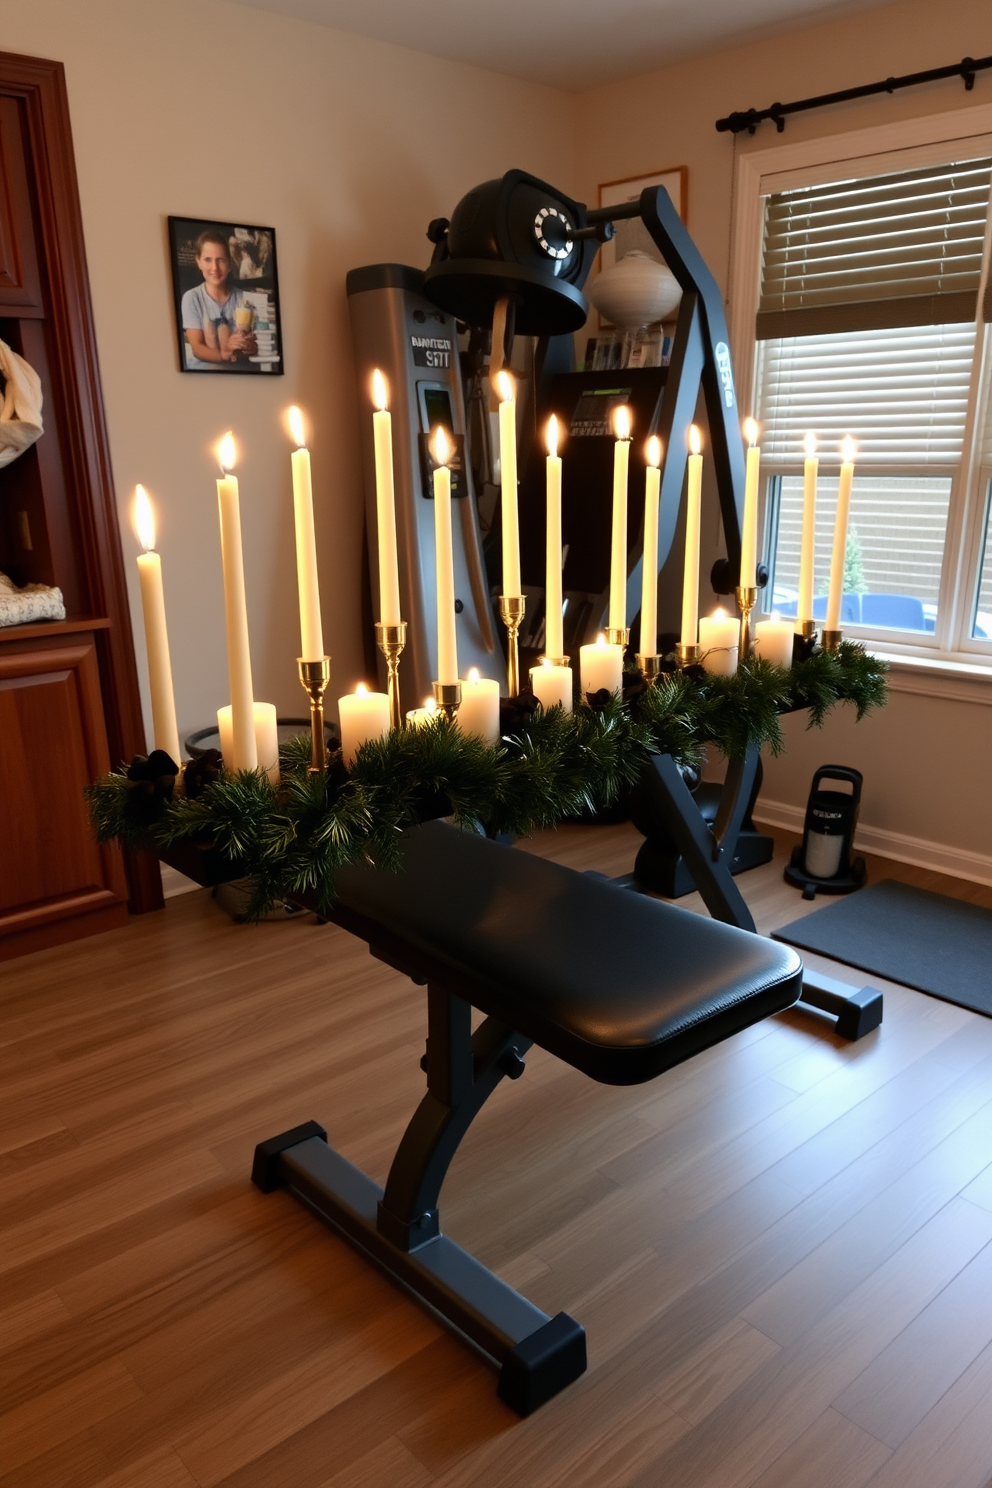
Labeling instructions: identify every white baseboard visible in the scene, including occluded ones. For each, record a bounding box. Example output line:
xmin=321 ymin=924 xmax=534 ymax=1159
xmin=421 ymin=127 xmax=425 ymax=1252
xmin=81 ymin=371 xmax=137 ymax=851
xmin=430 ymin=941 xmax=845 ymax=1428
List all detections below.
xmin=160 ymin=863 xmax=202 ymax=899
xmin=753 ymin=799 xmax=992 ymax=888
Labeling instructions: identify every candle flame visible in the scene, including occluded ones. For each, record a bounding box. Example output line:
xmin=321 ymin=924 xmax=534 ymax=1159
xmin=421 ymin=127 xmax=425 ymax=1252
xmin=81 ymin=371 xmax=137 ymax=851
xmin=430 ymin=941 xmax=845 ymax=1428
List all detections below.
xmin=596 ymin=633 xmax=606 ymax=648
xmin=425 ymin=696 xmax=437 ymax=713
xmin=546 ymin=414 xmax=559 ymax=459
xmin=614 ymin=405 xmax=631 ymax=441
xmin=495 ymin=369 xmax=515 ymax=403
xmin=288 ymin=406 xmax=306 ymax=448
xmin=134 ymin=484 xmax=156 ymax=552
xmin=712 ymin=607 xmax=726 ymax=620
xmin=646 ymin=435 xmax=662 ymax=468
xmin=468 ymin=667 xmax=480 ymax=683
xmin=217 ymin=431 xmax=237 ymax=473
xmin=841 ymin=435 xmax=857 ymax=463
xmin=356 ymin=682 xmax=367 ymax=695
xmin=542 ymin=656 xmax=553 ymax=668
xmin=744 ymin=417 xmax=759 ymax=447
xmin=771 ymin=610 xmax=781 ymax=623
xmin=371 ymin=368 xmax=388 ymax=412
xmin=804 ymin=432 xmax=817 ymax=457
xmin=432 ymin=425 xmax=451 ymax=466
xmin=689 ymin=424 xmax=702 ymax=456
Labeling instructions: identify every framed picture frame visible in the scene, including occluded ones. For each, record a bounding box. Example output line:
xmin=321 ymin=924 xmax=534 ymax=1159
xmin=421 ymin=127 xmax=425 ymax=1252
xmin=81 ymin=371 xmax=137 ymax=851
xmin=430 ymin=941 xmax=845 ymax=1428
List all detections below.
xmin=167 ymin=216 xmax=283 ymax=375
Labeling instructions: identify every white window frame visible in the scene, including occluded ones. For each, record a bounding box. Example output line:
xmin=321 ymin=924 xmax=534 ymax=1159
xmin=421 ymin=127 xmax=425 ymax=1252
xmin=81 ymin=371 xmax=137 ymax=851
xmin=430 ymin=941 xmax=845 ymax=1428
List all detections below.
xmin=727 ymin=102 xmax=992 ymax=683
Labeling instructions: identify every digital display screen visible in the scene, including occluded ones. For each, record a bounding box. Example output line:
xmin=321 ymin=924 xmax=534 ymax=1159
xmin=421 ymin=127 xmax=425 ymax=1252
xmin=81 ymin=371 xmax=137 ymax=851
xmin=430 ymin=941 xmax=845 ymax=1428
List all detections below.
xmin=423 ymin=387 xmax=454 ymax=436
xmin=569 ymin=386 xmax=633 ymax=438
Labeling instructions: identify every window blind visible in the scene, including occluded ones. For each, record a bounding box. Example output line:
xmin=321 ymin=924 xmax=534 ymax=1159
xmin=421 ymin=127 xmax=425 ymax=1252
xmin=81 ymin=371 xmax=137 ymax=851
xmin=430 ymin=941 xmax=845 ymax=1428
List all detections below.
xmin=757 ymin=159 xmax=992 ymax=340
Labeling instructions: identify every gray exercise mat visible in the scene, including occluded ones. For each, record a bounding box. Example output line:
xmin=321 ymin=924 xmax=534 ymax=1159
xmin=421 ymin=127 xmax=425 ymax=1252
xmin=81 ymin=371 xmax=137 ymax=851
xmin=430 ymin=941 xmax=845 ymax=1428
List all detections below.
xmin=773 ymin=879 xmax=992 ymax=1018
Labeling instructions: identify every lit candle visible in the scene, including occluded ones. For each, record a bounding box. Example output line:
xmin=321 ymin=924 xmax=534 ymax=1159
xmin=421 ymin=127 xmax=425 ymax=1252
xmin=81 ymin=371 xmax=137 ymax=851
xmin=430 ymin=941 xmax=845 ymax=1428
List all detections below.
xmin=432 ymin=426 xmax=458 ymax=685
xmin=338 ymin=682 xmax=390 ymax=766
xmin=640 ymin=436 xmax=662 ymax=655
xmin=681 ymin=425 xmax=703 ymax=647
xmin=288 ymin=406 xmax=324 ymax=662
xmin=754 ymin=612 xmax=795 ymax=668
xmin=740 ymin=417 xmax=760 ymax=589
xmin=459 ymin=667 xmax=500 ymax=744
xmin=798 ymin=432 xmax=818 ymax=628
xmin=530 ymin=657 xmax=572 ymax=714
xmin=579 ymin=633 xmax=624 ymax=698
xmin=371 ymin=370 xmax=401 ymax=626
xmin=496 ymin=371 xmax=520 ymax=597
xmin=217 ymin=703 xmax=279 ymax=785
xmin=215 ymin=433 xmax=257 ymax=771
xmin=133 ymin=485 xmax=181 ymax=764
xmin=826 ymin=436 xmax=857 ymax=633
xmin=545 ymin=415 xmax=564 ymax=658
xmin=698 ymin=608 xmax=739 ymax=676
xmin=609 ymin=405 xmax=632 ymax=631
xmin=406 ymin=696 xmax=438 ymax=729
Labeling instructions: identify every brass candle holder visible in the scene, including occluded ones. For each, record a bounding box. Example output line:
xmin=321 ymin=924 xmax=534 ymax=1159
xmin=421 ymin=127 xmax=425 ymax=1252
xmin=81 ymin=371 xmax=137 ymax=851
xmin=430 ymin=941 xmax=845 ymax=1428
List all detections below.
xmin=375 ymin=620 xmax=408 ymax=731
xmin=636 ymin=653 xmax=663 ymax=687
xmin=675 ymin=642 xmax=701 ymax=669
xmin=736 ymin=585 xmax=758 ymax=660
xmin=499 ymin=594 xmax=526 ymax=697
xmin=432 ymin=680 xmax=462 ymax=721
xmin=821 ymin=628 xmax=843 ymax=653
xmin=297 ymin=656 xmax=331 ymax=773
xmin=605 ymin=627 xmax=630 ymax=649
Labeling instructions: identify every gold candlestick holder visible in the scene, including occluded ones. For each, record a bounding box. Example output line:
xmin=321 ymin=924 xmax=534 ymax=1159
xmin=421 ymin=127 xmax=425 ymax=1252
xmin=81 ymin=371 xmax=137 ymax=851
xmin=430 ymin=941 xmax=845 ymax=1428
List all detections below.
xmin=375 ymin=620 xmax=408 ymax=731
xmin=675 ymin=642 xmax=701 ymax=669
xmin=605 ymin=626 xmax=630 ymax=649
xmin=736 ymin=585 xmax=758 ymax=660
xmin=821 ymin=628 xmax=843 ymax=653
xmin=499 ymin=595 xmax=526 ymax=697
xmin=432 ymin=680 xmax=462 ymax=721
xmin=636 ymin=653 xmax=663 ymax=687
xmin=298 ymin=656 xmax=331 ymax=774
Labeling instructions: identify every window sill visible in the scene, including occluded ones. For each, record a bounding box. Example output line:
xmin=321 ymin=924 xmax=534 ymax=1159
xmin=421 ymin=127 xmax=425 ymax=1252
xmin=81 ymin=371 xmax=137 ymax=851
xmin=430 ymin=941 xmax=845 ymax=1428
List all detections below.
xmin=867 ymin=647 xmax=992 ymax=706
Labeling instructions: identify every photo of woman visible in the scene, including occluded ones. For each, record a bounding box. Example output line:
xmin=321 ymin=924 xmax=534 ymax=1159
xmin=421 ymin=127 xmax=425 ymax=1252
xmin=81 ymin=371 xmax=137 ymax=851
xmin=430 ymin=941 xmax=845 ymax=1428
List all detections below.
xmin=168 ymin=217 xmax=283 ymax=375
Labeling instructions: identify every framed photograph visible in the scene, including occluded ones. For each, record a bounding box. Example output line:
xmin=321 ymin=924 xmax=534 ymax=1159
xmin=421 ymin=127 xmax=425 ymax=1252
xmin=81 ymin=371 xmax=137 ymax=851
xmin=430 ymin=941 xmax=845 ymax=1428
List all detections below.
xmin=168 ymin=216 xmax=283 ymax=374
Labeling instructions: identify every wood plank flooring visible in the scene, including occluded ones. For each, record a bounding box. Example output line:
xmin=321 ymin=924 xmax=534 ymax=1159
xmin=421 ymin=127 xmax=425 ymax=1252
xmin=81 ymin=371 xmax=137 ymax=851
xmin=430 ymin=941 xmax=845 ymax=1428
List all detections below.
xmin=2 ymin=823 xmax=991 ymax=1488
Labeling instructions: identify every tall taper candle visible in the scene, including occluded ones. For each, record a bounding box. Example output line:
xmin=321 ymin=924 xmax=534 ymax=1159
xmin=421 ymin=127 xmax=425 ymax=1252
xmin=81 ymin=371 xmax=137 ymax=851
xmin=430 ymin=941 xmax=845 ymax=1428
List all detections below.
xmin=496 ymin=370 xmax=521 ymax=597
xmin=371 ymin=370 xmax=401 ymax=626
xmin=133 ymin=485 xmax=181 ymax=764
xmin=609 ymin=405 xmax=632 ymax=631
xmin=216 ymin=433 xmax=257 ymax=770
xmin=826 ymin=436 xmax=857 ymax=633
xmin=432 ymin=425 xmax=458 ymax=685
xmin=287 ymin=406 xmax=324 ymax=662
xmin=640 ymin=436 xmax=662 ymax=655
xmin=740 ymin=417 xmax=760 ymax=589
xmin=798 ymin=432 xmax=818 ymax=627
xmin=681 ymin=425 xmax=703 ymax=647
xmin=545 ymin=415 xmax=564 ymax=658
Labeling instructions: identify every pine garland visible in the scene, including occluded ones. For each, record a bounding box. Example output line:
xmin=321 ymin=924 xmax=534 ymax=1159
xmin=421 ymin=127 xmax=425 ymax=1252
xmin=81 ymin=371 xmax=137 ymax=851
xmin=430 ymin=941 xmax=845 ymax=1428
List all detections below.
xmin=86 ymin=643 xmax=887 ymax=918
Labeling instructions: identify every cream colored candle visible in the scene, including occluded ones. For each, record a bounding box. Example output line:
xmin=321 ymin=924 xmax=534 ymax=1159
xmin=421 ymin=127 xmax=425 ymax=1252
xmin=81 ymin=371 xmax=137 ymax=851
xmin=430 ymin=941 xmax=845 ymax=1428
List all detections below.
xmin=609 ymin=405 xmax=632 ymax=631
xmin=406 ymin=696 xmax=438 ymax=729
xmin=288 ymin=406 xmax=324 ymax=662
xmin=496 ymin=370 xmax=521 ymax=597
xmin=740 ymin=417 xmax=760 ymax=589
xmin=826 ymin=436 xmax=857 ymax=632
xmin=798 ymin=432 xmax=818 ymax=627
xmin=698 ymin=608 xmax=739 ymax=676
xmin=371 ymin=370 xmax=401 ymax=625
xmin=217 ymin=702 xmax=279 ymax=785
xmin=640 ymin=436 xmax=662 ymax=655
xmin=432 ymin=427 xmax=458 ymax=685
xmin=459 ymin=667 xmax=500 ymax=744
xmin=545 ymin=415 xmax=564 ymax=658
xmin=754 ymin=612 xmax=795 ymax=668
xmin=530 ymin=659 xmax=572 ymax=714
xmin=338 ymin=683 xmax=390 ymax=766
xmin=216 ymin=433 xmax=257 ymax=771
xmin=579 ymin=634 xmax=624 ymax=698
xmin=681 ymin=425 xmax=703 ymax=647
xmin=133 ymin=485 xmax=181 ymax=764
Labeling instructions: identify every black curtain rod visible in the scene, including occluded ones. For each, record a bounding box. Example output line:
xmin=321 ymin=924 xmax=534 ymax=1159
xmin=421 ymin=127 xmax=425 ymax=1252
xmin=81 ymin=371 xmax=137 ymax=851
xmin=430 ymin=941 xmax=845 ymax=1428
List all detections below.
xmin=716 ymin=53 xmax=991 ymax=135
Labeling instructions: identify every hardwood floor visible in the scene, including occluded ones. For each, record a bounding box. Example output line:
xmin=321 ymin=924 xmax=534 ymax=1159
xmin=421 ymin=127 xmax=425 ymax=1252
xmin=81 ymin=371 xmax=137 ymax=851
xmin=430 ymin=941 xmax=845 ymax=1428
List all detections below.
xmin=2 ymin=824 xmax=991 ymax=1488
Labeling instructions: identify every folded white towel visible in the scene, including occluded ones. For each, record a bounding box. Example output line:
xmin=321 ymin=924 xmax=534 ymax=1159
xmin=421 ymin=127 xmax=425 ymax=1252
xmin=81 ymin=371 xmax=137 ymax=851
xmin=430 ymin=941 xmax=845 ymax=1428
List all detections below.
xmin=0 ymin=570 xmax=65 ymax=627
xmin=0 ymin=338 xmax=44 ymax=469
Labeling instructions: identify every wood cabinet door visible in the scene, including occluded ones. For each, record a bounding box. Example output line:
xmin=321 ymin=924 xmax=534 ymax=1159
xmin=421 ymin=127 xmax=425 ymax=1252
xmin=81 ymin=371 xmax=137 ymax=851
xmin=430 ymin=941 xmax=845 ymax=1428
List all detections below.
xmin=0 ymin=92 xmax=43 ymax=312
xmin=0 ymin=636 xmax=128 ymax=954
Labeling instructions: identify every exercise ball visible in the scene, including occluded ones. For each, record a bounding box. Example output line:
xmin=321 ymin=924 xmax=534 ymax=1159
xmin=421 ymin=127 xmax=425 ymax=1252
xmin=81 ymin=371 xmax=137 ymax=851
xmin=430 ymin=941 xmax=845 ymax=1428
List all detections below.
xmin=587 ymin=250 xmax=682 ymax=329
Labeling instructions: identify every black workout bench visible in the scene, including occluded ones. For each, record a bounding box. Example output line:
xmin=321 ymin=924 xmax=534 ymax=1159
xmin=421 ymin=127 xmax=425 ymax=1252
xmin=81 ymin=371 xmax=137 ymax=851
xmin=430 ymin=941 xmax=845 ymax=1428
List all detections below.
xmin=252 ymin=821 xmax=802 ymax=1415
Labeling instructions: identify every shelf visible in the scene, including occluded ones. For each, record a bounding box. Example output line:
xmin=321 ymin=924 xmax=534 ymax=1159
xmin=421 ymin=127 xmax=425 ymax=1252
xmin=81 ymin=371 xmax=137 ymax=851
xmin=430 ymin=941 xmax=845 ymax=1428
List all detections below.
xmin=0 ymin=615 xmax=112 ymax=644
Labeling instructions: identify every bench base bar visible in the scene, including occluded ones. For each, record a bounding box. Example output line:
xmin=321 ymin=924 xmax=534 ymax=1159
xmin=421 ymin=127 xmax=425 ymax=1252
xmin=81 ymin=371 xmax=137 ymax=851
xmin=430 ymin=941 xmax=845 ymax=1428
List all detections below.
xmin=253 ymin=1125 xmax=587 ymax=1416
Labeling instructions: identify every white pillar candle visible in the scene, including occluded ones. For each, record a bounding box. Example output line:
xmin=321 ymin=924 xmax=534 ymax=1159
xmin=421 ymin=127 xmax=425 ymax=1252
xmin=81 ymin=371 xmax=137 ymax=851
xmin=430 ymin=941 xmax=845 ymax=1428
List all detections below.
xmin=797 ymin=432 xmax=818 ymax=627
xmin=579 ymin=634 xmax=624 ymax=698
xmin=740 ymin=417 xmax=761 ymax=589
xmin=754 ymin=612 xmax=795 ymax=668
xmin=826 ymin=437 xmax=857 ymax=632
xmin=545 ymin=415 xmax=564 ymax=658
xmin=698 ymin=608 xmax=739 ymax=676
xmin=371 ymin=370 xmax=402 ymax=626
xmin=609 ymin=405 xmax=632 ymax=631
xmin=406 ymin=697 xmax=438 ymax=729
xmin=432 ymin=426 xmax=458 ymax=685
xmin=133 ymin=485 xmax=181 ymax=764
xmin=216 ymin=433 xmax=257 ymax=771
xmin=640 ymin=436 xmax=662 ymax=655
xmin=496 ymin=371 xmax=521 ymax=597
xmin=217 ymin=702 xmax=279 ymax=785
xmin=338 ymin=683 xmax=390 ymax=766
xmin=681 ymin=425 xmax=703 ymax=647
xmin=459 ymin=667 xmax=501 ymax=744
xmin=530 ymin=659 xmax=572 ymax=714
xmin=288 ymin=406 xmax=324 ymax=663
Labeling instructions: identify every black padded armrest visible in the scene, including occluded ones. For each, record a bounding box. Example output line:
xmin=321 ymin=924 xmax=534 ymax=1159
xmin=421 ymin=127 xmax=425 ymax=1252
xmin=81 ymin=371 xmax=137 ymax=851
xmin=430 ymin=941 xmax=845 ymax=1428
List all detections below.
xmin=331 ymin=821 xmax=802 ymax=1086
